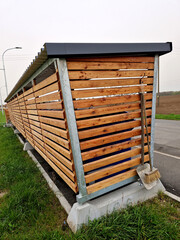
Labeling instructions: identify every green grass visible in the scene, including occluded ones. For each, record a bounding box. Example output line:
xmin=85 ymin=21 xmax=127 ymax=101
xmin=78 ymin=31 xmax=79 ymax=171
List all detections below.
xmin=156 ymin=114 xmax=180 ymax=120
xmin=0 ymin=111 xmax=6 ymax=126
xmin=0 ymin=126 xmax=180 ymax=239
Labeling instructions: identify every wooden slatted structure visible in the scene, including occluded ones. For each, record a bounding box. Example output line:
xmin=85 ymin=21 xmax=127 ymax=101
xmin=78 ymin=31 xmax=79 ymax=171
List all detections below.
xmin=67 ymin=56 xmax=153 ymax=194
xmin=5 ymin=43 xmax=172 ymax=203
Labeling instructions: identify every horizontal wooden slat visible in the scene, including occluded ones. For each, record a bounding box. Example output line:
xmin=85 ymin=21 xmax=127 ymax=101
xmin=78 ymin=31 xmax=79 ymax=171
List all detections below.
xmin=35 ymin=92 xmax=60 ymax=103
xmin=45 ymin=150 xmax=74 ymax=181
xmin=75 ymin=101 xmax=152 ymax=119
xmin=33 ymin=73 xmax=58 ymax=92
xmin=43 ymin=137 xmax=71 ymax=160
xmin=80 ymin=127 xmax=151 ymax=150
xmin=69 ymin=70 xmax=154 ymax=80
xmin=67 ymin=62 xmax=154 ymax=70
xmin=44 ymin=154 xmax=77 ymax=193
xmin=86 ymin=154 xmax=149 ymax=183
xmin=84 ymin=146 xmax=148 ymax=172
xmin=38 ymin=110 xmax=64 ymax=119
xmin=87 ymin=169 xmax=137 ymax=194
xmin=73 ymin=93 xmax=152 ymax=109
xmin=77 ymin=109 xmax=152 ymax=129
xmin=34 ymin=82 xmax=59 ymax=97
xmin=67 ymin=56 xmax=155 ymax=63
xmin=39 ymin=117 xmax=66 ymax=129
xmin=42 ymin=129 xmax=69 ymax=149
xmin=70 ymin=78 xmax=153 ymax=89
xmin=82 ymin=137 xmax=148 ymax=161
xmin=79 ymin=118 xmax=151 ymax=140
xmin=72 ymin=85 xmax=153 ymax=98
xmin=41 ymin=123 xmax=68 ymax=139
xmin=36 ymin=102 xmax=62 ymax=110
xmin=45 ymin=144 xmax=73 ymax=171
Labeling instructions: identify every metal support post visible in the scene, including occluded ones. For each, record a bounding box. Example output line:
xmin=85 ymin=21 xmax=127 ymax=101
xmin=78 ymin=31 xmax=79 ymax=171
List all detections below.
xmin=150 ymin=54 xmax=159 ymax=167
xmin=56 ymin=58 xmax=88 ymax=201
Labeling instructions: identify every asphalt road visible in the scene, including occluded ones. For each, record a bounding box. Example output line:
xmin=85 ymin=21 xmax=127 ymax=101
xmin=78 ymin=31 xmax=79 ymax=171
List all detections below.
xmin=154 ymin=119 xmax=180 ymax=197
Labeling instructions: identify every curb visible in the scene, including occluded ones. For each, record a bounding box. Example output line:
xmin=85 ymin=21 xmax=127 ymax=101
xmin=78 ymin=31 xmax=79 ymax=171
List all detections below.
xmin=164 ymin=191 xmax=180 ymax=202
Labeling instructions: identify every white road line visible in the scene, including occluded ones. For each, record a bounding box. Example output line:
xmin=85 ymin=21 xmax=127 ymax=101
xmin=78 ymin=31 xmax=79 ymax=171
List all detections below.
xmin=154 ymin=150 xmax=180 ymax=160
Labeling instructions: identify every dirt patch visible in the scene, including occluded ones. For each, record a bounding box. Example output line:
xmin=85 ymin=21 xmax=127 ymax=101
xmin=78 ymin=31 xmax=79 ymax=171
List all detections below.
xmin=156 ymin=95 xmax=180 ymax=114
xmin=0 ymin=191 xmax=8 ymax=198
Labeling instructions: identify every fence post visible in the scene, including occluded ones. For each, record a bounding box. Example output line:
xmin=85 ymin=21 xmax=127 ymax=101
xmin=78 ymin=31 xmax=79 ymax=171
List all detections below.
xmin=56 ymin=58 xmax=87 ymax=201
xmin=150 ymin=54 xmax=159 ymax=166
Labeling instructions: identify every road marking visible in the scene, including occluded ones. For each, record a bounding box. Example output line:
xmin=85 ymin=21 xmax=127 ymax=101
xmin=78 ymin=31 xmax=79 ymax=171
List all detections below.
xmin=154 ymin=150 xmax=180 ymax=160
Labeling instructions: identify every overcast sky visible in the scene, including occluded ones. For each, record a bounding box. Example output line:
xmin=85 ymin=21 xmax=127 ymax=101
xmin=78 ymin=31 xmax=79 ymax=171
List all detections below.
xmin=0 ymin=0 xmax=180 ymax=101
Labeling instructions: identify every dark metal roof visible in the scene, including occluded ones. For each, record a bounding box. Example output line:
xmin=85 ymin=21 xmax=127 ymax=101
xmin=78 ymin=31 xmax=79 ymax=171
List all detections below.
xmin=45 ymin=42 xmax=172 ymax=57
xmin=5 ymin=42 xmax=172 ymax=102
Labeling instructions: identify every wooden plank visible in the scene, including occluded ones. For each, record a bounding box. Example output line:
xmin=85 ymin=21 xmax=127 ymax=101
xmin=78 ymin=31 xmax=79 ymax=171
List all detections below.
xmin=77 ymin=109 xmax=152 ymax=129
xmin=70 ymin=78 xmax=153 ymax=89
xmin=67 ymin=56 xmax=155 ymax=63
xmin=27 ymin=109 xmax=38 ymax=115
xmin=45 ymin=144 xmax=73 ymax=170
xmin=41 ymin=123 xmax=68 ymax=139
xmin=44 ymin=154 xmax=77 ymax=193
xmin=45 ymin=150 xmax=75 ymax=181
xmin=85 ymin=155 xmax=149 ymax=183
xmin=39 ymin=116 xmax=66 ymax=129
xmin=84 ymin=146 xmax=148 ymax=172
xmin=41 ymin=129 xmax=69 ymax=149
xmin=72 ymin=85 xmax=153 ymax=98
xmin=23 ymin=87 xmax=33 ymax=97
xmin=67 ymin=62 xmax=154 ymax=70
xmin=25 ymin=98 xmax=36 ymax=105
xmin=33 ymin=73 xmax=58 ymax=92
xmin=25 ymin=104 xmax=36 ymax=110
xmin=87 ymin=169 xmax=137 ymax=194
xmin=38 ymin=110 xmax=64 ymax=119
xmin=35 ymin=92 xmax=60 ymax=103
xmin=80 ymin=127 xmax=151 ymax=150
xmin=29 ymin=119 xmax=41 ymax=127
xmin=31 ymin=124 xmax=41 ymax=134
xmin=79 ymin=118 xmax=151 ymax=140
xmin=43 ymin=137 xmax=71 ymax=160
xmin=34 ymin=82 xmax=59 ymax=97
xmin=82 ymin=137 xmax=148 ymax=161
xmin=31 ymin=129 xmax=43 ymax=140
xmin=69 ymin=70 xmax=154 ymax=80
xmin=28 ymin=115 xmax=39 ymax=121
xmin=24 ymin=93 xmax=34 ymax=101
xmin=75 ymin=101 xmax=152 ymax=119
xmin=36 ymin=102 xmax=62 ymax=110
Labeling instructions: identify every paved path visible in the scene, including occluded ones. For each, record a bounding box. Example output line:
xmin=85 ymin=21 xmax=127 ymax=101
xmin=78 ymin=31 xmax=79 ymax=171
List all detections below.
xmin=154 ymin=119 xmax=180 ymax=197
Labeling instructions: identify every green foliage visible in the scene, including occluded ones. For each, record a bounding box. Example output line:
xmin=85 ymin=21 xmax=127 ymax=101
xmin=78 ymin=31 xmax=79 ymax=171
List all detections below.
xmin=0 ymin=111 xmax=6 ymax=126
xmin=156 ymin=114 xmax=180 ymax=120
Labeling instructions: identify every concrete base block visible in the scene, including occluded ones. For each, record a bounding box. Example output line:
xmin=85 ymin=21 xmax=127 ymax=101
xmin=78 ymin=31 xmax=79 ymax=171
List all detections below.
xmin=67 ymin=180 xmax=165 ymax=232
xmin=14 ymin=129 xmax=20 ymax=134
xmin=23 ymin=142 xmax=33 ymax=151
xmin=3 ymin=123 xmax=13 ymax=128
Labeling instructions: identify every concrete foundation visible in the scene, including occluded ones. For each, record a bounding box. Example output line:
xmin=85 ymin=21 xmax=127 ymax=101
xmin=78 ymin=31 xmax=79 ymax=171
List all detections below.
xmin=14 ymin=129 xmax=20 ymax=134
xmin=67 ymin=180 xmax=165 ymax=232
xmin=23 ymin=142 xmax=33 ymax=151
xmin=3 ymin=123 xmax=13 ymax=128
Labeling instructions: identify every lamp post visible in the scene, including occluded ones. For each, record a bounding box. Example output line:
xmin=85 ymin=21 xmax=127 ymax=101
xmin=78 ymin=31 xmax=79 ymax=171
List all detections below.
xmin=2 ymin=47 xmax=22 ymax=97
xmin=0 ymin=86 xmax=5 ymax=114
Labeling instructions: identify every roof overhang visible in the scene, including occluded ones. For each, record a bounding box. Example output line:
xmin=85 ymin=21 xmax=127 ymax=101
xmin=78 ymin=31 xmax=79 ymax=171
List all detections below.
xmin=5 ymin=42 xmax=172 ymax=102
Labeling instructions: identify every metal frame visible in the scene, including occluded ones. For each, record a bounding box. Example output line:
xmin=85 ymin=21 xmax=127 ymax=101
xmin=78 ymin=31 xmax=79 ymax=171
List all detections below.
xmin=56 ymin=58 xmax=88 ymax=201
xmin=150 ymin=54 xmax=159 ymax=166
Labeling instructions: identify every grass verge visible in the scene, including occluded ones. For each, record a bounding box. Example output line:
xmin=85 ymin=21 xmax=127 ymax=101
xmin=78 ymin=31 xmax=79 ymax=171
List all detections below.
xmin=156 ymin=114 xmax=180 ymax=120
xmin=0 ymin=126 xmax=180 ymax=239
xmin=0 ymin=111 xmax=6 ymax=126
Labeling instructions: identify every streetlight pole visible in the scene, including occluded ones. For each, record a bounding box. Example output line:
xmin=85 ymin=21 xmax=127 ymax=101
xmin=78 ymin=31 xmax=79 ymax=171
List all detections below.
xmin=0 ymin=86 xmax=5 ymax=114
xmin=2 ymin=47 xmax=22 ymax=97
